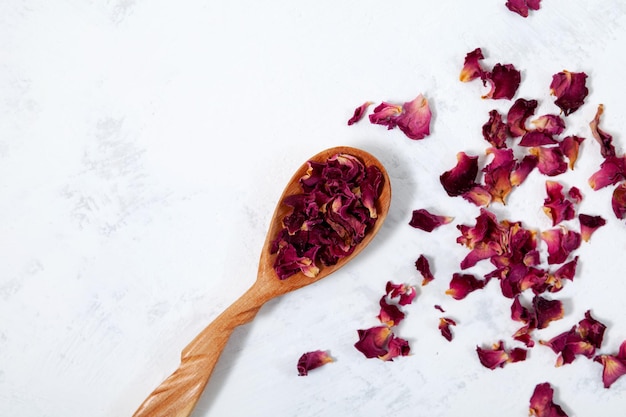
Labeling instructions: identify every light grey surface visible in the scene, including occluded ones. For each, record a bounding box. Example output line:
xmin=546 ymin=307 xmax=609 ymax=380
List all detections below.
xmin=2 ymin=1 xmax=626 ymax=416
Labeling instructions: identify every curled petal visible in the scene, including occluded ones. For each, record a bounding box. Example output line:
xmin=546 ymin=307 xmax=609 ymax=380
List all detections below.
xmin=377 ymin=296 xmax=405 ymax=326
xmin=588 ymin=155 xmax=626 ymax=190
xmin=612 ymin=182 xmax=626 ymax=219
xmin=463 ymin=185 xmax=493 ymax=207
xmin=439 ymin=317 xmax=457 ymax=342
xmin=482 ymin=109 xmax=509 ymax=148
xmin=369 ymin=102 xmax=402 ymax=129
xmin=395 ymin=94 xmax=432 ymax=140
xmin=460 ymin=47 xmax=486 ymax=82
xmin=409 ymin=208 xmax=453 ymax=232
xmin=347 ymin=101 xmax=373 ymax=125
xmin=510 ymin=154 xmax=538 ymax=186
xmin=297 ymin=350 xmax=333 ymax=376
xmin=483 ymin=63 xmax=521 ymax=100
xmin=568 ymin=187 xmax=583 ymax=204
xmin=476 ymin=340 xmax=527 ymax=370
xmin=550 ymin=70 xmax=589 ymax=116
xmin=385 ymin=281 xmax=417 ymax=306
xmin=543 ymin=181 xmax=576 ymax=226
xmin=578 ymin=214 xmax=606 ymax=242
xmin=532 ymin=114 xmax=566 ymax=135
xmin=415 ymin=254 xmax=435 ymax=286
xmin=483 ymin=147 xmax=515 ymax=204
xmin=379 ymin=334 xmax=411 ymax=361
xmin=559 ymin=136 xmax=585 ymax=170
xmin=589 ymin=104 xmax=616 ymax=158
xmin=354 ymin=326 xmax=393 ymax=358
xmin=594 ymin=340 xmax=626 ymax=388
xmin=529 ymin=382 xmax=568 ymax=417
xmin=446 ymin=273 xmax=487 ymax=300
xmin=507 ymin=98 xmax=538 ymax=137
xmin=533 ymin=295 xmax=564 ymax=329
xmin=440 ymin=152 xmax=479 ymax=196
xmin=530 ymin=146 xmax=568 ymax=177
xmin=541 ymin=228 xmax=581 ymax=265
xmin=519 ymin=131 xmax=558 ymax=147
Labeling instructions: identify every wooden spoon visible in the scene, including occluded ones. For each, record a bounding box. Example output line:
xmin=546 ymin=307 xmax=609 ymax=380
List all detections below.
xmin=132 ymin=146 xmax=391 ymax=417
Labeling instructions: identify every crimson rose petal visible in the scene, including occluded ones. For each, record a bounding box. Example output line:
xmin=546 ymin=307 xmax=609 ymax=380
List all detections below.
xmin=588 ymin=155 xmax=626 ymax=190
xmin=483 ymin=63 xmax=521 ymax=100
xmin=297 ymin=350 xmax=333 ymax=376
xmin=530 ymin=146 xmax=568 ymax=177
xmin=506 ymin=0 xmax=542 ymax=18
xmin=612 ymin=182 xmax=626 ymax=219
xmin=369 ymin=102 xmax=402 ymax=129
xmin=395 ymin=94 xmax=432 ymax=140
xmin=379 ymin=335 xmax=411 ymax=361
xmin=482 ymin=109 xmax=509 ymax=149
xmin=377 ymin=296 xmax=405 ymax=326
xmin=507 ymin=98 xmax=538 ymax=137
xmin=446 ymin=273 xmax=487 ymax=300
xmin=476 ymin=340 xmax=527 ymax=370
xmin=385 ymin=281 xmax=417 ymax=306
xmin=460 ymin=47 xmax=486 ymax=82
xmin=594 ymin=340 xmax=626 ymax=388
xmin=440 ymin=152 xmax=479 ymax=197
xmin=578 ymin=213 xmax=606 ymax=242
xmin=589 ymin=104 xmax=616 ymax=158
xmin=550 ymin=70 xmax=589 ymax=116
xmin=541 ymin=228 xmax=581 ymax=265
xmin=529 ymin=382 xmax=568 ymax=417
xmin=532 ymin=114 xmax=566 ymax=135
xmin=409 ymin=208 xmax=453 ymax=232
xmin=543 ymin=181 xmax=576 ymax=226
xmin=439 ymin=317 xmax=457 ymax=342
xmin=559 ymin=136 xmax=585 ymax=170
xmin=415 ymin=254 xmax=435 ymax=286
xmin=354 ymin=326 xmax=393 ymax=358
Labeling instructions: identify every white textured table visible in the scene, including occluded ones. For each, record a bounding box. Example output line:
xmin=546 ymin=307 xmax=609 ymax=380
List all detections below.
xmin=2 ymin=1 xmax=626 ymax=416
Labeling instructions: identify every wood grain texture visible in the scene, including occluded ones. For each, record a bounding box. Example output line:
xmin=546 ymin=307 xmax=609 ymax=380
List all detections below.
xmin=132 ymin=146 xmax=391 ymax=417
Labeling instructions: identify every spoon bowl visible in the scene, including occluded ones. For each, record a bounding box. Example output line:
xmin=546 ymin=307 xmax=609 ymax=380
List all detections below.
xmin=132 ymin=146 xmax=391 ymax=417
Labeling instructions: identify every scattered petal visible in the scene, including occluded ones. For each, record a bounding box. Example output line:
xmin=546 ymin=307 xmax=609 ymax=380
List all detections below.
xmin=409 ymin=208 xmax=454 ymax=232
xmin=533 ymin=295 xmax=564 ymax=329
xmin=377 ymin=296 xmax=406 ymax=326
xmin=415 ymin=254 xmax=435 ymax=285
xmin=439 ymin=317 xmax=457 ymax=342
xmin=578 ymin=214 xmax=606 ymax=242
xmin=369 ymin=102 xmax=402 ymax=129
xmin=378 ymin=334 xmax=411 ymax=361
xmin=395 ymin=94 xmax=432 ymax=140
xmin=510 ymin=154 xmax=538 ymax=186
xmin=482 ymin=109 xmax=509 ymax=148
xmin=594 ymin=340 xmax=626 ymax=388
xmin=297 ymin=350 xmax=333 ymax=376
xmin=354 ymin=326 xmax=393 ymax=358
xmin=589 ymin=104 xmax=616 ymax=158
xmin=559 ymin=136 xmax=585 ymax=170
xmin=588 ymin=155 xmax=626 ymax=190
xmin=434 ymin=304 xmax=446 ymax=313
xmin=446 ymin=273 xmax=487 ymax=300
xmin=529 ymin=382 xmax=568 ymax=417
xmin=519 ymin=131 xmax=558 ymax=147
xmin=482 ymin=147 xmax=516 ymax=204
xmin=440 ymin=152 xmax=480 ymax=197
xmin=612 ymin=182 xmax=626 ymax=219
xmin=543 ymin=181 xmax=576 ymax=226
xmin=460 ymin=47 xmax=486 ymax=82
xmin=532 ymin=114 xmax=566 ymax=135
xmin=550 ymin=70 xmax=589 ymax=116
xmin=347 ymin=101 xmax=373 ymax=125
xmin=385 ymin=281 xmax=417 ymax=306
xmin=568 ymin=186 xmax=583 ymax=204
xmin=506 ymin=0 xmax=542 ymax=18
xmin=476 ymin=340 xmax=527 ymax=370
xmin=530 ymin=146 xmax=568 ymax=177
xmin=507 ymin=98 xmax=538 ymax=137
xmin=483 ymin=63 xmax=521 ymax=100
xmin=541 ymin=227 xmax=581 ymax=265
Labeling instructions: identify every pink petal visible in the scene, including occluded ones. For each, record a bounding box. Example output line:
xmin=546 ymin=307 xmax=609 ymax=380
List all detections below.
xmin=589 ymin=104 xmax=616 ymax=158
xmin=595 ymin=340 xmax=626 ymax=388
xmin=530 ymin=146 xmax=568 ymax=177
xmin=369 ymin=102 xmax=402 ymax=129
xmin=395 ymin=94 xmax=432 ymax=140
xmin=347 ymin=101 xmax=373 ymax=125
xmin=541 ymin=228 xmax=581 ymax=265
xmin=354 ymin=326 xmax=393 ymax=358
xmin=532 ymin=114 xmax=566 ymax=135
xmin=377 ymin=296 xmax=405 ymax=326
xmin=542 ymin=181 xmax=576 ymax=226
xmin=385 ymin=281 xmax=417 ymax=306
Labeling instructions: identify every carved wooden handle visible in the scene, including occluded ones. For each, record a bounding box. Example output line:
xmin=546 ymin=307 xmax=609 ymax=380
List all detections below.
xmin=132 ymin=284 xmax=268 ymax=417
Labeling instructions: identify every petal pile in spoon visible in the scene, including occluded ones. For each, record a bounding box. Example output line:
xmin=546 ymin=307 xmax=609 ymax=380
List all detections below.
xmin=345 ymin=44 xmax=626 ymax=414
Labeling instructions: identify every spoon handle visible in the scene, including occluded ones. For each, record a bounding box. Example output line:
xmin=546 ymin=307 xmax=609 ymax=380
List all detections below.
xmin=132 ymin=283 xmax=268 ymax=417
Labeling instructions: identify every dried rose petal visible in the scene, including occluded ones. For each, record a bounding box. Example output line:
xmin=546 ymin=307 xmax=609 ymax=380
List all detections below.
xmin=446 ymin=273 xmax=487 ymax=300
xmin=541 ymin=311 xmax=606 ymax=367
xmin=297 ymin=350 xmax=333 ymax=376
xmin=578 ymin=214 xmax=606 ymax=242
xmin=559 ymin=136 xmax=585 ymax=170
xmin=434 ymin=304 xmax=446 ymax=313
xmin=476 ymin=340 xmax=527 ymax=370
xmin=409 ymin=208 xmax=453 ymax=232
xmin=612 ymin=182 xmax=626 ymax=219
xmin=462 ymin=185 xmax=493 ymax=207
xmin=510 ymin=154 xmax=538 ymax=186
xmin=568 ymin=187 xmax=583 ymax=204
xmin=532 ymin=114 xmax=566 ymax=135
xmin=377 ymin=296 xmax=405 ymax=326
xmin=483 ymin=147 xmax=515 ymax=204
xmin=529 ymin=146 xmax=568 ymax=177
xmin=589 ymin=104 xmax=616 ymax=158
xmin=594 ymin=340 xmax=626 ymax=388
xmin=415 ymin=254 xmax=435 ymax=286
xmin=369 ymin=102 xmax=402 ymax=129
xmin=354 ymin=326 xmax=393 ymax=358
xmin=395 ymin=94 xmax=432 ymax=140
xmin=347 ymin=101 xmax=373 ymax=125
xmin=385 ymin=281 xmax=417 ymax=306
xmin=550 ymin=70 xmax=589 ymax=116
xmin=483 ymin=63 xmax=521 ymax=100
xmin=519 ymin=131 xmax=558 ymax=147
xmin=378 ymin=334 xmax=411 ymax=361
xmin=588 ymin=155 xmax=626 ymax=190
xmin=529 ymin=382 xmax=568 ymax=417
xmin=507 ymin=98 xmax=538 ymax=137
xmin=543 ymin=181 xmax=576 ymax=226
xmin=541 ymin=228 xmax=581 ymax=265
xmin=460 ymin=47 xmax=486 ymax=82
xmin=482 ymin=109 xmax=509 ymax=148
xmin=533 ymin=295 xmax=564 ymax=329
xmin=506 ymin=0 xmax=542 ymax=18
xmin=440 ymin=152 xmax=479 ymax=197
xmin=439 ymin=317 xmax=457 ymax=342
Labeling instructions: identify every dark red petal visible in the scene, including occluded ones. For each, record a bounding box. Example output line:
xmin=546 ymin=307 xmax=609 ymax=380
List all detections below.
xmin=354 ymin=326 xmax=392 ymax=358
xmin=507 ymin=98 xmax=538 ymax=137
xmin=532 ymin=114 xmax=566 ymax=135
xmin=588 ymin=155 xmax=626 ymax=190
xmin=446 ymin=273 xmax=487 ymax=300
xmin=543 ymin=181 xmax=576 ymax=226
xmin=440 ymin=152 xmax=479 ymax=197
xmin=589 ymin=104 xmax=616 ymax=158
xmin=409 ymin=208 xmax=453 ymax=232
xmin=297 ymin=350 xmax=333 ymax=376
xmin=482 ymin=109 xmax=509 ymax=148
xmin=578 ymin=310 xmax=607 ymax=349
xmin=460 ymin=47 xmax=486 ymax=82
xmin=506 ymin=0 xmax=542 ymax=17
xmin=476 ymin=340 xmax=527 ymax=370
xmin=533 ymin=295 xmax=564 ymax=329
xmin=385 ymin=281 xmax=417 ymax=306
xmin=550 ymin=70 xmax=589 ymax=116
xmin=519 ymin=131 xmax=558 ymax=147
xmin=541 ymin=228 xmax=581 ymax=265
xmin=415 ymin=254 xmax=435 ymax=286
xmin=379 ymin=334 xmax=411 ymax=361
xmin=377 ymin=296 xmax=406 ymax=326
xmin=530 ymin=146 xmax=568 ymax=177
xmin=369 ymin=102 xmax=402 ymax=129
xmin=578 ymin=214 xmax=606 ymax=242
xmin=511 ymin=154 xmax=538 ymax=186
xmin=347 ymin=101 xmax=373 ymax=125
xmin=559 ymin=136 xmax=585 ymax=170
xmin=612 ymin=182 xmax=626 ymax=219
xmin=483 ymin=63 xmax=521 ymax=100
xmin=482 ymin=147 xmax=515 ymax=205
xmin=529 ymin=382 xmax=569 ymax=417
xmin=438 ymin=317 xmax=457 ymax=342
xmin=594 ymin=340 xmax=626 ymax=388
